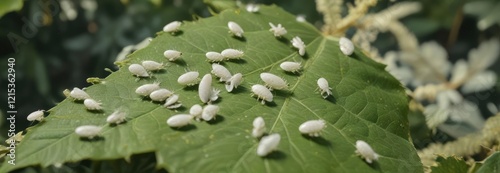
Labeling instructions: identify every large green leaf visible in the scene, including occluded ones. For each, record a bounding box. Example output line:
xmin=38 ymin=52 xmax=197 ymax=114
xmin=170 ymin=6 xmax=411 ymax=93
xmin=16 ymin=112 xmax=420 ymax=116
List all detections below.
xmin=0 ymin=5 xmax=422 ymax=173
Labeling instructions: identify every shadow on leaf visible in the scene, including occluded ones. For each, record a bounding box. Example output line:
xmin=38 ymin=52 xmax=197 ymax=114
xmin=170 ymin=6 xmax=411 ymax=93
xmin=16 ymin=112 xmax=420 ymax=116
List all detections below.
xmin=171 ymin=124 xmax=196 ymax=131
xmin=171 ymin=59 xmax=187 ymax=67
xmin=206 ymin=115 xmax=224 ymax=125
xmin=79 ymin=136 xmax=105 ymax=142
xmin=301 ymin=135 xmax=332 ymax=146
xmin=263 ymin=150 xmax=286 ymax=160
xmin=228 ymin=85 xmax=248 ymax=94
xmin=232 ymin=35 xmax=246 ymax=42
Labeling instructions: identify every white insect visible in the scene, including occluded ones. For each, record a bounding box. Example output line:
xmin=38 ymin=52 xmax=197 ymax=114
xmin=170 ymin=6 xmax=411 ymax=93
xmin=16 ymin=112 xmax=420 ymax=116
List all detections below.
xmin=251 ymin=84 xmax=273 ymax=104
xmin=291 ymin=36 xmax=306 ymax=56
xmin=106 ymin=110 xmax=127 ymax=124
xmin=298 ymin=120 xmax=326 ymax=137
xmin=246 ymin=3 xmax=260 ymax=12
xmin=164 ymin=50 xmax=182 ymax=61
xmin=211 ymin=64 xmax=232 ymax=82
xmin=84 ymin=99 xmax=102 ymax=110
xmin=198 ymin=74 xmax=219 ymax=103
xmin=269 ymin=22 xmax=287 ymax=37
xmin=252 ymin=116 xmax=266 ymax=138
xmin=225 ymin=73 xmax=243 ymax=92
xmin=128 ymin=64 xmax=150 ymax=77
xmin=141 ymin=60 xmax=164 ymax=71
xmin=166 ymin=114 xmax=193 ymax=128
xmin=149 ymin=88 xmax=173 ymax=102
xmin=189 ymin=104 xmax=203 ymax=121
xmin=296 ymin=14 xmax=306 ymax=22
xmin=75 ymin=125 xmax=102 ymax=139
xmin=280 ymin=61 xmax=301 ymax=73
xmin=221 ymin=49 xmax=244 ymax=59
xmin=164 ymin=94 xmax=181 ymax=109
xmin=257 ymin=133 xmax=281 ymax=157
xmin=260 ymin=73 xmax=288 ymax=90
xmin=228 ymin=21 xmax=244 ymax=37
xmin=339 ymin=37 xmax=354 ymax=56
xmin=135 ymin=83 xmax=161 ymax=96
xmin=27 ymin=110 xmax=44 ymax=122
xmin=205 ymin=51 xmax=225 ymax=62
xmin=210 ymin=88 xmax=221 ymax=103
xmin=355 ymin=140 xmax=379 ymax=164
xmin=163 ymin=21 xmax=182 ymax=33
xmin=177 ymin=71 xmax=199 ymax=86
xmin=317 ymin=78 xmax=332 ymax=99
xmin=202 ymin=105 xmax=219 ymax=121
xmin=70 ymin=87 xmax=91 ymax=100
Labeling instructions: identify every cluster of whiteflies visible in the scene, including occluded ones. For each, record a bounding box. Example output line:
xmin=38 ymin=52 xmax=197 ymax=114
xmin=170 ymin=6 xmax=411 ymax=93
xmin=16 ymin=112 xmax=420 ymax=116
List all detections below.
xmin=25 ymin=8 xmax=374 ymax=162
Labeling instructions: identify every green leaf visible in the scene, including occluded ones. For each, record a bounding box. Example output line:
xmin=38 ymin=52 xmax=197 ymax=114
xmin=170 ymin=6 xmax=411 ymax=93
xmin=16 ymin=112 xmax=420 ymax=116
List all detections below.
xmin=0 ymin=0 xmax=23 ymax=19
xmin=476 ymin=152 xmax=500 ymax=173
xmin=430 ymin=155 xmax=469 ymax=173
xmin=0 ymin=5 xmax=422 ymax=173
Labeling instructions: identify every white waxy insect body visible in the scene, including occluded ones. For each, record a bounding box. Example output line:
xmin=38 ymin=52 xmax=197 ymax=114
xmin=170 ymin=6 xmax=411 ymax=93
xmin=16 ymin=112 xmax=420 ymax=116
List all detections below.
xmin=164 ymin=94 xmax=180 ymax=107
xmin=141 ymin=60 xmax=164 ymax=71
xmin=135 ymin=83 xmax=161 ymax=96
xmin=280 ymin=61 xmax=301 ymax=73
xmin=228 ymin=21 xmax=244 ymax=37
xmin=149 ymin=88 xmax=173 ymax=102
xmin=27 ymin=110 xmax=44 ymax=122
xmin=70 ymin=87 xmax=91 ymax=100
xmin=246 ymin=3 xmax=260 ymax=12
xmin=128 ymin=64 xmax=150 ymax=77
xmin=296 ymin=14 xmax=306 ymax=22
xmin=225 ymin=73 xmax=243 ymax=92
xmin=106 ymin=110 xmax=127 ymax=124
xmin=75 ymin=125 xmax=102 ymax=139
xmin=252 ymin=116 xmax=266 ymax=138
xmin=221 ymin=49 xmax=244 ymax=59
xmin=84 ymin=99 xmax=102 ymax=110
xmin=299 ymin=120 xmax=326 ymax=137
xmin=210 ymin=88 xmax=220 ymax=103
xmin=163 ymin=21 xmax=182 ymax=33
xmin=163 ymin=50 xmax=182 ymax=61
xmin=205 ymin=52 xmax=224 ymax=62
xmin=317 ymin=78 xmax=332 ymax=99
xmin=257 ymin=133 xmax=281 ymax=157
xmin=339 ymin=37 xmax=354 ymax=56
xmin=291 ymin=36 xmax=306 ymax=56
xmin=355 ymin=140 xmax=379 ymax=164
xmin=260 ymin=73 xmax=288 ymax=90
xmin=269 ymin=23 xmax=287 ymax=37
xmin=199 ymin=74 xmax=213 ymax=103
xmin=211 ymin=64 xmax=232 ymax=82
xmin=189 ymin=104 xmax=203 ymax=120
xmin=251 ymin=84 xmax=273 ymax=104
xmin=202 ymin=105 xmax=219 ymax=121
xmin=177 ymin=71 xmax=199 ymax=86
xmin=167 ymin=114 xmax=193 ymax=128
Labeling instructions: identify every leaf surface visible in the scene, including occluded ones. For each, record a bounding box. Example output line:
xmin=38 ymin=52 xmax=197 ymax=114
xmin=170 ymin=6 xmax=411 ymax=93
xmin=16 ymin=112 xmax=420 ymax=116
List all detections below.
xmin=1 ymin=5 xmax=422 ymax=173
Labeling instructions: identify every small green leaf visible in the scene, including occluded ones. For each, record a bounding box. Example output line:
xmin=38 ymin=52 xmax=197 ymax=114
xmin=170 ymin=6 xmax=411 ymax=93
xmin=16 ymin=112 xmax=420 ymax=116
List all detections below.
xmin=476 ymin=152 xmax=500 ymax=173
xmin=0 ymin=5 xmax=422 ymax=173
xmin=430 ymin=155 xmax=469 ymax=173
xmin=0 ymin=0 xmax=23 ymax=19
